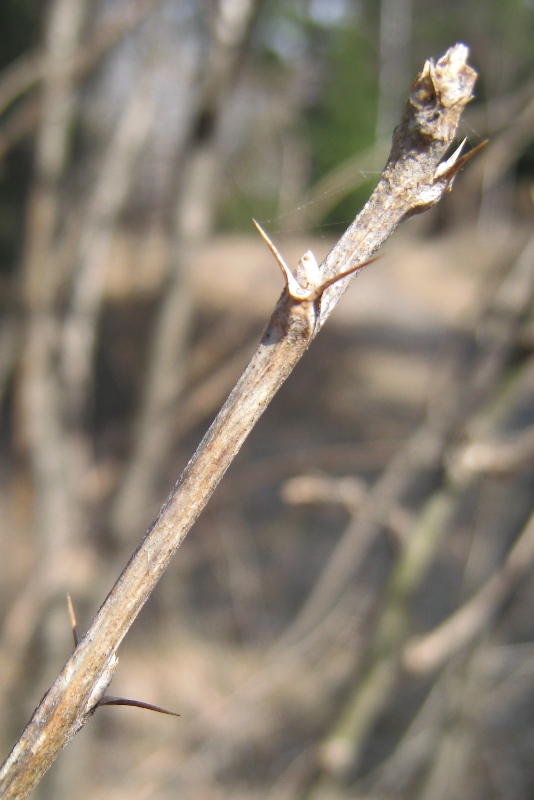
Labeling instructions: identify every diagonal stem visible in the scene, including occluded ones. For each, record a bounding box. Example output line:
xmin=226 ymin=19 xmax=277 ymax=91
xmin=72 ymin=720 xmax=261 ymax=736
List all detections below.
xmin=0 ymin=44 xmax=478 ymax=800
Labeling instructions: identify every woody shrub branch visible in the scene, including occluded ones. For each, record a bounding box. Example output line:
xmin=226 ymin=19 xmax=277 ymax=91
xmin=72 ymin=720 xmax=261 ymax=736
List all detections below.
xmin=0 ymin=43 xmax=478 ymax=800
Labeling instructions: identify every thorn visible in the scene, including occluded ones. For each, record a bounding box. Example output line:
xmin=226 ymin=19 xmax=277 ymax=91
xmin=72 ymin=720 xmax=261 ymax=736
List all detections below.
xmin=98 ymin=695 xmax=180 ymax=717
xmin=67 ymin=599 xmax=179 ymax=721
xmin=253 ymin=219 xmax=382 ymax=303
xmin=252 ymin=219 xmax=308 ymax=299
xmin=434 ymin=138 xmax=467 ymax=180
xmin=451 ymin=138 xmax=488 ymax=170
xmin=309 ymin=254 xmax=382 ymax=299
xmin=67 ymin=594 xmax=80 ymax=647
xmin=434 ymin=139 xmax=488 ymax=187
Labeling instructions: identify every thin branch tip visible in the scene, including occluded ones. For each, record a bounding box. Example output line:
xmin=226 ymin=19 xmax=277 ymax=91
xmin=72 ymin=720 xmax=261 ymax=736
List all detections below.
xmin=407 ymin=43 xmax=477 ymax=143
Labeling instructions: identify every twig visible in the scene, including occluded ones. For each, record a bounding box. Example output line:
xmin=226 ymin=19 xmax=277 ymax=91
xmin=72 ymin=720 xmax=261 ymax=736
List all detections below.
xmin=308 ymin=488 xmax=458 ymax=792
xmin=111 ymin=0 xmax=263 ymax=540
xmin=0 ymin=0 xmax=161 ymax=118
xmin=0 ymin=44 xmax=478 ymax=799
xmin=60 ymin=68 xmax=156 ymax=427
xmin=404 ymin=506 xmax=534 ymax=675
xmin=0 ymin=1 xmax=162 ymax=160
xmin=293 ymin=215 xmax=534 ymax=795
xmin=19 ymin=0 xmax=88 ymax=574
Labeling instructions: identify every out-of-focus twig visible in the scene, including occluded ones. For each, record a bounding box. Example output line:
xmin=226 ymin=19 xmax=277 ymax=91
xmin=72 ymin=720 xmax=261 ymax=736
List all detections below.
xmin=277 ymin=422 xmax=449 ymax=649
xmin=0 ymin=0 xmax=162 ymax=160
xmin=298 ymin=209 xmax=534 ymax=800
xmin=281 ymin=473 xmax=367 ymax=513
xmin=287 ymin=215 xmax=534 ymax=657
xmin=60 ymin=69 xmax=156 ymax=430
xmin=19 ymin=0 xmax=87 ymax=550
xmin=450 ymin=425 xmax=534 ymax=476
xmin=405 ymin=499 xmax=534 ymax=675
xmin=111 ymin=0 xmax=265 ymax=540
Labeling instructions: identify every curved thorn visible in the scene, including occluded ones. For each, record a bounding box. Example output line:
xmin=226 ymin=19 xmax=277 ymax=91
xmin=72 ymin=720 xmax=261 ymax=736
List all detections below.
xmin=252 ymin=219 xmax=307 ymax=299
xmin=66 ymin=594 xmax=80 ymax=647
xmin=434 ymin=139 xmax=488 ymax=184
xmin=98 ymin=695 xmax=180 ymax=717
xmin=308 ymin=254 xmax=382 ymax=300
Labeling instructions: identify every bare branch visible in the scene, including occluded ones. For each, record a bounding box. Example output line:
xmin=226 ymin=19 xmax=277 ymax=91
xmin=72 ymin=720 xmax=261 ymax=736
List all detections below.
xmin=111 ymin=0 xmax=263 ymax=540
xmin=0 ymin=44 xmax=478 ymax=799
xmin=0 ymin=0 xmax=162 ymax=156
xmin=404 ymin=507 xmax=534 ymax=675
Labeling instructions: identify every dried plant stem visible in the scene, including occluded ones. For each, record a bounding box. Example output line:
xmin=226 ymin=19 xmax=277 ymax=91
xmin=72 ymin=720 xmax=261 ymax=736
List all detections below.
xmin=0 ymin=44 xmax=478 ymax=799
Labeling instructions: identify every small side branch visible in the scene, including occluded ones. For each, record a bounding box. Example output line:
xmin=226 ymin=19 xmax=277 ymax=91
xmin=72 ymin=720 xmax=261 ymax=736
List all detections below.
xmin=0 ymin=44 xmax=479 ymax=800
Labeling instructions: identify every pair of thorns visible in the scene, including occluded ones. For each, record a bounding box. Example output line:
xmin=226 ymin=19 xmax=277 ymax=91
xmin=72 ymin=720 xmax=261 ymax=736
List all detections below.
xmin=252 ymin=140 xmax=487 ymax=302
xmin=252 ymin=219 xmax=378 ymax=302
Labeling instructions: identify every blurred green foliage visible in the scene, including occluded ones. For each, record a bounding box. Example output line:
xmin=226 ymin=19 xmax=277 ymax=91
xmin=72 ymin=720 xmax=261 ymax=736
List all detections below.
xmin=304 ymin=22 xmax=378 ymax=230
